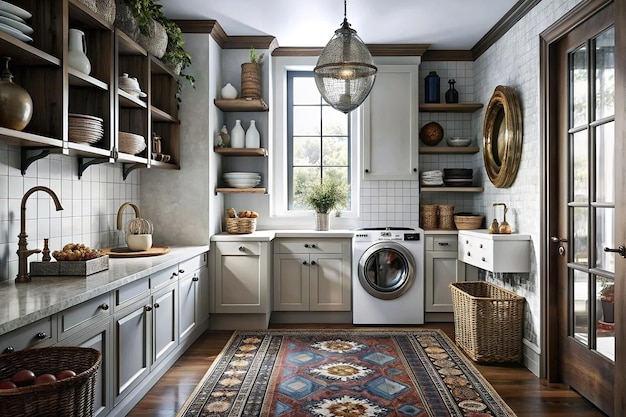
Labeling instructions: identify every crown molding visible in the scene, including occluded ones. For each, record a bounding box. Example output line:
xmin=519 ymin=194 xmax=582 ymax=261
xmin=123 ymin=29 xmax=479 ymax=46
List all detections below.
xmin=422 ymin=50 xmax=474 ymax=61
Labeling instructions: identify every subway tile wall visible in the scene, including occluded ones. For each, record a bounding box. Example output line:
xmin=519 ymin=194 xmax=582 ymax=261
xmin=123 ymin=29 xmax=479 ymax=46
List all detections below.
xmin=0 ymin=143 xmax=140 ymax=282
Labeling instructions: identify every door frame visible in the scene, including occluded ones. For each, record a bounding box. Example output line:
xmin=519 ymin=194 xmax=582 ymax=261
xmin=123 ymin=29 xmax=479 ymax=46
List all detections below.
xmin=540 ymin=0 xmax=624 ymax=415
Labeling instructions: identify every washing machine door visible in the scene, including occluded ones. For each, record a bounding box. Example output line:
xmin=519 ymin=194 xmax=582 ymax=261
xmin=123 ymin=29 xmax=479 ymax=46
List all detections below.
xmin=357 ymin=242 xmax=415 ymax=300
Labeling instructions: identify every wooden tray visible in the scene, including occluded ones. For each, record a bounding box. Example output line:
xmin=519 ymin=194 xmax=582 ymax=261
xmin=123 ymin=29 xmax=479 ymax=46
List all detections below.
xmin=101 ymin=245 xmax=170 ymax=258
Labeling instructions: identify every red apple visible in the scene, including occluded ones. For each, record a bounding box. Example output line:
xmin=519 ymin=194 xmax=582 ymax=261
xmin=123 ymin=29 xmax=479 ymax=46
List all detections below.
xmin=11 ymin=369 xmax=35 ymax=387
xmin=56 ymin=369 xmax=76 ymax=380
xmin=0 ymin=380 xmax=17 ymax=389
xmin=34 ymin=373 xmax=57 ymax=385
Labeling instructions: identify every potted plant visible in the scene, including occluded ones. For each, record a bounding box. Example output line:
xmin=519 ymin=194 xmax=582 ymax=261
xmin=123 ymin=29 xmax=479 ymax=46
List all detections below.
xmin=304 ymin=178 xmax=348 ymax=231
xmin=600 ymin=283 xmax=614 ymax=323
xmin=241 ymin=47 xmax=264 ymax=99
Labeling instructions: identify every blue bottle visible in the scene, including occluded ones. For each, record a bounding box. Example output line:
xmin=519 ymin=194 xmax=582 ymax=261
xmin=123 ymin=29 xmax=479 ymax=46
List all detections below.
xmin=425 ymin=71 xmax=440 ymax=103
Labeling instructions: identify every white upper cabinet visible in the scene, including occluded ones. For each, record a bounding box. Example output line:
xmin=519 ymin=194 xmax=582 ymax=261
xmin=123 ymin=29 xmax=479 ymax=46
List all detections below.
xmin=361 ymin=63 xmax=420 ymax=180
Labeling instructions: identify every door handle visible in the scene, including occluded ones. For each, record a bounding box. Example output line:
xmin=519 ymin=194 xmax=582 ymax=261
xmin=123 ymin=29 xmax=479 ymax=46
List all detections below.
xmin=604 ymin=245 xmax=626 ymax=258
xmin=551 ymin=236 xmax=567 ymax=243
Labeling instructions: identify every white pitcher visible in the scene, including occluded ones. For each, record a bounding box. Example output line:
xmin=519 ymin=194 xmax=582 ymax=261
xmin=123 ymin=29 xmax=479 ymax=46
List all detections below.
xmin=68 ymin=28 xmax=91 ymax=75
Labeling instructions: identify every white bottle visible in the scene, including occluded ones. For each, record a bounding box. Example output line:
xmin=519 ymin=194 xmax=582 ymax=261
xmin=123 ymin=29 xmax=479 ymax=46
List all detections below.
xmin=230 ymin=120 xmax=245 ymax=148
xmin=245 ymin=120 xmax=260 ymax=148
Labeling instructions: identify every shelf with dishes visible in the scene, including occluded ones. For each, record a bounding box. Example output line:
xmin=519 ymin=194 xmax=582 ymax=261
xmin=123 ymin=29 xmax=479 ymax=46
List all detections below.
xmin=419 ymin=103 xmax=483 ymax=113
xmin=420 ymin=146 xmax=479 ymax=154
xmin=214 ymin=149 xmax=268 ymax=194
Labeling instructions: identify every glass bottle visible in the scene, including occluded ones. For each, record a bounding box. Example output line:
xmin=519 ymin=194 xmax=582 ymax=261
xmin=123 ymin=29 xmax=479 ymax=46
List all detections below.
xmin=230 ymin=120 xmax=245 ymax=148
xmin=424 ymin=71 xmax=440 ymax=103
xmin=245 ymin=120 xmax=260 ymax=148
xmin=445 ymin=79 xmax=459 ymax=103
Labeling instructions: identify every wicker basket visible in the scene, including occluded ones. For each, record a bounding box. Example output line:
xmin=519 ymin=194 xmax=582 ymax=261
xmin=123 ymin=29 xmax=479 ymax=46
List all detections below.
xmin=224 ymin=217 xmax=256 ymax=234
xmin=420 ymin=204 xmax=438 ymax=230
xmin=454 ymin=214 xmax=484 ymax=230
xmin=450 ymin=281 xmax=525 ymax=363
xmin=438 ymin=204 xmax=455 ymax=229
xmin=0 ymin=347 xmax=102 ymax=417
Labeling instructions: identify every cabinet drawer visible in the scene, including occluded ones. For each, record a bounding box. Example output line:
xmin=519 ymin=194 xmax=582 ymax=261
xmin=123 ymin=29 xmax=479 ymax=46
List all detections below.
xmin=217 ymin=241 xmax=261 ymax=256
xmin=459 ymin=237 xmax=494 ymax=270
xmin=458 ymin=232 xmax=530 ymax=273
xmin=0 ymin=317 xmax=56 ymax=353
xmin=115 ymin=276 xmax=150 ymax=308
xmin=151 ymin=265 xmax=179 ymax=290
xmin=179 ymin=253 xmax=207 ymax=276
xmin=426 ymin=235 xmax=458 ymax=252
xmin=58 ymin=293 xmax=112 ymax=340
xmin=275 ymin=239 xmax=344 ymax=254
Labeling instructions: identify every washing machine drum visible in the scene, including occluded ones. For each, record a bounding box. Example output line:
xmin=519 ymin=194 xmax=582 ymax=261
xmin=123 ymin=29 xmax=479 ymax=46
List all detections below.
xmin=357 ymin=242 xmax=415 ymax=300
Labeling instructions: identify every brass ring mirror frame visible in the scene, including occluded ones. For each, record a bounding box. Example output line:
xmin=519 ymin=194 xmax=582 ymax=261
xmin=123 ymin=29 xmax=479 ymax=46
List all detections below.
xmin=482 ymin=85 xmax=522 ymax=188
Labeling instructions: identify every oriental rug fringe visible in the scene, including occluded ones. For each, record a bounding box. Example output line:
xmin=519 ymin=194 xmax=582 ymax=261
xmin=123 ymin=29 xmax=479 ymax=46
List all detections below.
xmin=177 ymin=329 xmax=516 ymax=417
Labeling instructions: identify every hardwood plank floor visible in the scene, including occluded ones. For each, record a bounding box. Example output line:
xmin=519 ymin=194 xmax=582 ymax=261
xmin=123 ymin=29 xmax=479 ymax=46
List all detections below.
xmin=127 ymin=323 xmax=607 ymax=416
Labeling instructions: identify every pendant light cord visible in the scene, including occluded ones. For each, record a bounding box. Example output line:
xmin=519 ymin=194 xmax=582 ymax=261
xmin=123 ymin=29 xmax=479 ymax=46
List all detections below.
xmin=344 ymin=0 xmax=347 ymax=19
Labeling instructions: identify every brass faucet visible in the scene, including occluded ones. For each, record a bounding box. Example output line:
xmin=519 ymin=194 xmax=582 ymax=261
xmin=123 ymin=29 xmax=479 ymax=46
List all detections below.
xmin=16 ymin=186 xmax=64 ymax=283
xmin=492 ymin=202 xmax=511 ymax=234
xmin=117 ymin=202 xmax=141 ymax=230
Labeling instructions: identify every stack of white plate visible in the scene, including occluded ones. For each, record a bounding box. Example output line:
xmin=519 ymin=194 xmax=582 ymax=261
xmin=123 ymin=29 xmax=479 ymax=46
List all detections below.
xmin=0 ymin=1 xmax=33 ymax=43
xmin=223 ymin=172 xmax=261 ymax=189
xmin=420 ymin=170 xmax=444 ymax=186
xmin=69 ymin=113 xmax=104 ymax=145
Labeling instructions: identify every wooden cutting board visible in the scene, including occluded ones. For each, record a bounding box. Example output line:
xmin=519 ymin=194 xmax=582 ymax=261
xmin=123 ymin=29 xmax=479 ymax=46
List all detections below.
xmin=101 ymin=245 xmax=170 ymax=258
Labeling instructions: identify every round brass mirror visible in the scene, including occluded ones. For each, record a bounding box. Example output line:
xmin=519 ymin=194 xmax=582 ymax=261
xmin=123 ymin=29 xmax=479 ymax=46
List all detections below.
xmin=483 ymin=85 xmax=522 ymax=188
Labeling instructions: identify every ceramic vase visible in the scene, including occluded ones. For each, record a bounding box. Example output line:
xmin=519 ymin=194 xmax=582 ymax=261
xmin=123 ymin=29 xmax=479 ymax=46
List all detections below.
xmin=315 ymin=212 xmax=330 ymax=231
xmin=68 ymin=28 xmax=91 ymax=75
xmin=221 ymin=83 xmax=238 ymax=99
xmin=445 ymin=79 xmax=459 ymax=103
xmin=230 ymin=120 xmax=245 ymax=148
xmin=241 ymin=63 xmax=261 ymax=98
xmin=0 ymin=57 xmax=33 ymax=131
xmin=245 ymin=120 xmax=260 ymax=148
xmin=424 ymin=71 xmax=440 ymax=103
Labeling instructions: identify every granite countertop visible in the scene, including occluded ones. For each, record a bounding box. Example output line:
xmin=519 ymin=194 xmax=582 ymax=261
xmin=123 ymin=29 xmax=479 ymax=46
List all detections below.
xmin=0 ymin=245 xmax=209 ymax=336
xmin=211 ymin=229 xmax=356 ymax=241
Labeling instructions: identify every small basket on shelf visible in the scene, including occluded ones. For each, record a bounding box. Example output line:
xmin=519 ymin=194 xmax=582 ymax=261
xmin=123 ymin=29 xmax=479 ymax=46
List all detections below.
xmin=0 ymin=346 xmax=102 ymax=417
xmin=224 ymin=217 xmax=256 ymax=234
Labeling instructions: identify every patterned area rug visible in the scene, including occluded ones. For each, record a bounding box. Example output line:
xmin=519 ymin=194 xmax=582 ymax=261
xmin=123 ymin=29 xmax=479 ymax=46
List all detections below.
xmin=177 ymin=329 xmax=516 ymax=417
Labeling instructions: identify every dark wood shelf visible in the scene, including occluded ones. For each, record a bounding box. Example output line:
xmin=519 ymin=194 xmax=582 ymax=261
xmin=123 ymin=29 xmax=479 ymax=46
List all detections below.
xmin=421 ymin=186 xmax=484 ymax=192
xmin=216 ymin=187 xmax=267 ymax=194
xmin=419 ymin=146 xmax=479 ymax=154
xmin=214 ymin=98 xmax=269 ymax=112
xmin=214 ymin=147 xmax=268 ymax=157
xmin=419 ymin=103 xmax=483 ymax=112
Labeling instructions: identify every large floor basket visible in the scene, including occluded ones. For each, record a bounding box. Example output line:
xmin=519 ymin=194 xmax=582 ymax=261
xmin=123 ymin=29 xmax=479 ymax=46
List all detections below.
xmin=0 ymin=346 xmax=102 ymax=417
xmin=450 ymin=281 xmax=525 ymax=363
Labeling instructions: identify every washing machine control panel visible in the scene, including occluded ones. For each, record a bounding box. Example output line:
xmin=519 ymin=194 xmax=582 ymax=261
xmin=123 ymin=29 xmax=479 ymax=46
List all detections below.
xmin=354 ymin=231 xmax=421 ymax=242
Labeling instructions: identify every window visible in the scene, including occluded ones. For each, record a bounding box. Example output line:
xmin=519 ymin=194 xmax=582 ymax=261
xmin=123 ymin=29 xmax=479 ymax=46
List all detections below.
xmin=287 ymin=71 xmax=351 ymax=210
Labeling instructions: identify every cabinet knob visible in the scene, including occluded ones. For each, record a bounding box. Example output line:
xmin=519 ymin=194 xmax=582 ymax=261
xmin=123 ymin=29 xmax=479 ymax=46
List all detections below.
xmin=238 ymin=246 xmax=246 ymax=252
xmin=481 ymin=257 xmax=486 ymax=262
xmin=479 ymin=244 xmax=483 ymax=248
xmin=304 ymin=244 xmax=309 ymax=248
xmin=192 ymin=275 xmax=199 ymax=282
xmin=4 ymin=346 xmax=14 ymax=354
xmin=413 ymin=168 xmax=417 ymax=172
xmin=172 ymin=272 xmax=178 ymax=277
xmin=179 ymin=269 xmax=185 ymax=274
xmin=365 ymin=169 xmax=370 ymax=173
xmin=465 ymin=240 xmax=469 ymax=244
xmin=100 ymin=303 xmax=109 ymax=311
xmin=144 ymin=305 xmax=153 ymax=312
xmin=302 ymin=260 xmax=308 ymax=265
xmin=310 ymin=260 xmax=316 ymax=266
xmin=153 ymin=303 xmax=160 ymax=309
xmin=467 ymin=251 xmax=471 ymax=257
xmin=36 ymin=332 xmax=46 ymax=340
xmin=311 ymin=244 xmax=317 ymax=249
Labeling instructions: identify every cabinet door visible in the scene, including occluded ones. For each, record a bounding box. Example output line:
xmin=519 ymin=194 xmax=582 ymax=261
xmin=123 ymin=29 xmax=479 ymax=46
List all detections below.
xmin=214 ymin=242 xmax=269 ymax=313
xmin=114 ymin=300 xmax=151 ymax=404
xmin=310 ymin=253 xmax=352 ymax=311
xmin=273 ymin=254 xmax=309 ymax=311
xmin=152 ymin=283 xmax=178 ymax=366
xmin=362 ymin=64 xmax=419 ymax=180
xmin=59 ymin=319 xmax=112 ymax=417
xmin=425 ymin=251 xmax=465 ymax=312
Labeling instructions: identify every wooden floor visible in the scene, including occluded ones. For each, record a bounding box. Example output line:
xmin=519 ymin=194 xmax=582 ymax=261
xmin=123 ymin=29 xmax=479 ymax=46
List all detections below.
xmin=127 ymin=323 xmax=607 ymax=417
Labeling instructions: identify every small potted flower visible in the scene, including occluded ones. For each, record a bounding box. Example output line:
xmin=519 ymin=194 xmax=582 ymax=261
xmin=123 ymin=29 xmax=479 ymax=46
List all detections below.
xmin=304 ymin=178 xmax=348 ymax=231
xmin=241 ymin=47 xmax=264 ymax=99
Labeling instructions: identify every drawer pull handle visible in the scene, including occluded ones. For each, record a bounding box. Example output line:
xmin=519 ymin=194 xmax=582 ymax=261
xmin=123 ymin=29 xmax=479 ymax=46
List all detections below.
xmin=172 ymin=272 xmax=178 ymax=277
xmin=154 ymin=303 xmax=160 ymax=309
xmin=144 ymin=305 xmax=153 ymax=312
xmin=179 ymin=269 xmax=185 ymax=274
xmin=192 ymin=276 xmax=199 ymax=282
xmin=4 ymin=346 xmax=14 ymax=354
xmin=438 ymin=242 xmax=449 ymax=246
xmin=100 ymin=303 xmax=109 ymax=311
xmin=238 ymin=246 xmax=246 ymax=252
xmin=36 ymin=332 xmax=46 ymax=340
xmin=310 ymin=260 xmax=316 ymax=266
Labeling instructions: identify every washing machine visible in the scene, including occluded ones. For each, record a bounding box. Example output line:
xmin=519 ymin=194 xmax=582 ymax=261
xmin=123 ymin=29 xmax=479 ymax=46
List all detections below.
xmin=352 ymin=227 xmax=424 ymax=325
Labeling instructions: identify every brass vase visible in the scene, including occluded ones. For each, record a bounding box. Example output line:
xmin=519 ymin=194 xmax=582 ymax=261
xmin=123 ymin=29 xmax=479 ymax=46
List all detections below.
xmin=0 ymin=57 xmax=33 ymax=131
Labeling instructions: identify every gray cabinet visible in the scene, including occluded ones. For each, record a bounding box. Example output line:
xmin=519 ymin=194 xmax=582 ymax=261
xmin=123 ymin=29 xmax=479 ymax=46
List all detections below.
xmin=273 ymin=239 xmax=351 ymax=312
xmin=213 ymin=241 xmax=270 ymax=314
xmin=152 ymin=282 xmax=178 ymax=367
xmin=0 ymin=316 xmax=56 ymax=354
xmin=179 ymin=254 xmax=209 ymax=341
xmin=424 ymin=234 xmax=466 ymax=313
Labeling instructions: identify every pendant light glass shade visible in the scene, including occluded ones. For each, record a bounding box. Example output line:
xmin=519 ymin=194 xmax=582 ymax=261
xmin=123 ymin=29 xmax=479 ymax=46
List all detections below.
xmin=314 ymin=3 xmax=377 ymax=113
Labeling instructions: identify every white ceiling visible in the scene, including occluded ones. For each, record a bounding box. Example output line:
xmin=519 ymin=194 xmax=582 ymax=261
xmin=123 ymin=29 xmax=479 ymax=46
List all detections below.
xmin=158 ymin=0 xmax=520 ymax=50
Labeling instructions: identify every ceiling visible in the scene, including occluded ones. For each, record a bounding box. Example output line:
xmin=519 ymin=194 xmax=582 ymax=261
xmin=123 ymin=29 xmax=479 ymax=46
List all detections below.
xmin=158 ymin=0 xmax=521 ymax=50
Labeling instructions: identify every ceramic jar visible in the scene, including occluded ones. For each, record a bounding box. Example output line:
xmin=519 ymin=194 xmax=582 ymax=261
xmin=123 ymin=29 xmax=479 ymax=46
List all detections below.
xmin=230 ymin=120 xmax=245 ymax=148
xmin=424 ymin=71 xmax=440 ymax=103
xmin=68 ymin=28 xmax=91 ymax=75
xmin=0 ymin=57 xmax=33 ymax=131
xmin=221 ymin=83 xmax=238 ymax=99
xmin=245 ymin=120 xmax=260 ymax=148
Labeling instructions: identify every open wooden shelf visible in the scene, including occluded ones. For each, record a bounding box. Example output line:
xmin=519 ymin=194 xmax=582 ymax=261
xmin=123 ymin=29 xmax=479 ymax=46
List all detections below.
xmin=214 ymin=98 xmax=269 ymax=112
xmin=419 ymin=103 xmax=483 ymax=112
xmin=214 ymin=147 xmax=268 ymax=157
xmin=421 ymin=186 xmax=484 ymax=192
xmin=420 ymin=146 xmax=479 ymax=154
xmin=216 ymin=187 xmax=267 ymax=194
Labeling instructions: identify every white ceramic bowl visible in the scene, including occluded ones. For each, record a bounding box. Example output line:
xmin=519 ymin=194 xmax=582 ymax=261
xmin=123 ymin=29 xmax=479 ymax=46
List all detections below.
xmin=446 ymin=137 xmax=472 ymax=147
xmin=223 ymin=172 xmax=261 ymax=178
xmin=225 ymin=179 xmax=261 ymax=188
xmin=126 ymin=234 xmax=152 ymax=251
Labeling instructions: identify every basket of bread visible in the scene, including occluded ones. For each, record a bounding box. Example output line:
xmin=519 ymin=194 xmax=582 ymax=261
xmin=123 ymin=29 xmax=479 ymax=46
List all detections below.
xmin=30 ymin=243 xmax=108 ymax=276
xmin=224 ymin=208 xmax=258 ymax=234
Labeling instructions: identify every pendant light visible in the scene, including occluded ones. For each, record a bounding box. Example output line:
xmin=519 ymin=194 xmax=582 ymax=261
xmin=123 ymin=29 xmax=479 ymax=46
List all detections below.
xmin=314 ymin=0 xmax=377 ymax=113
